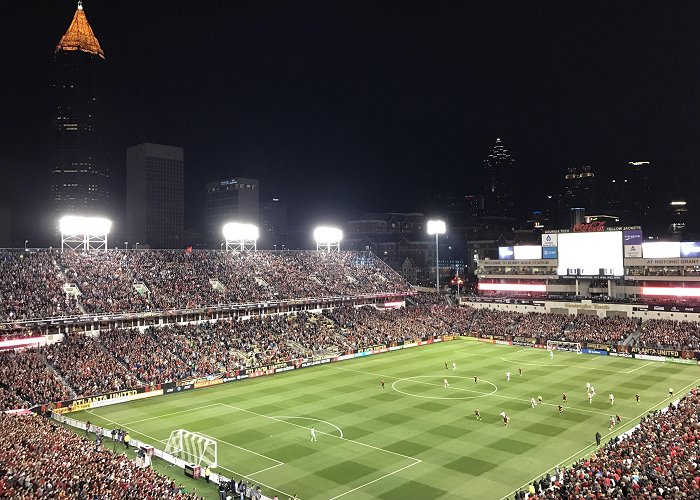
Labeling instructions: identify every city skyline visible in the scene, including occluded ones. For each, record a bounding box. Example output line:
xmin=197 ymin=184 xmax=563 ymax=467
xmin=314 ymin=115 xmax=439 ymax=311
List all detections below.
xmin=0 ymin=1 xmax=699 ymax=245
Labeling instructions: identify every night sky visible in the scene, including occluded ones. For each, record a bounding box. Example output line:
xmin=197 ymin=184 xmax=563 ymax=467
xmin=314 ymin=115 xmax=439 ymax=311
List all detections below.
xmin=1 ymin=1 xmax=699 ymax=242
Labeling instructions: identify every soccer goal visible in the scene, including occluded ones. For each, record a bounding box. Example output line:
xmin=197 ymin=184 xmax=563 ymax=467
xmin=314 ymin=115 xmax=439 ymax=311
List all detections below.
xmin=163 ymin=429 xmax=218 ymax=468
xmin=546 ymin=340 xmax=582 ymax=354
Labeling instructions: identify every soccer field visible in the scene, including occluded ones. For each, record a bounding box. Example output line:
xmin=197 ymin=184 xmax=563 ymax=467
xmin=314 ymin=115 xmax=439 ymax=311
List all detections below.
xmin=73 ymin=339 xmax=700 ymax=500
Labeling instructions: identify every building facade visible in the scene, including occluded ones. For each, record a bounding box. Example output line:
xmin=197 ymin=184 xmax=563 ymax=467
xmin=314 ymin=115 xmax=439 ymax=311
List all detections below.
xmin=205 ymin=178 xmax=259 ymax=246
xmin=126 ymin=143 xmax=184 ymax=249
xmin=259 ymin=198 xmax=287 ymax=249
xmin=52 ymin=2 xmax=108 ymax=215
xmin=484 ymin=138 xmax=517 ymax=217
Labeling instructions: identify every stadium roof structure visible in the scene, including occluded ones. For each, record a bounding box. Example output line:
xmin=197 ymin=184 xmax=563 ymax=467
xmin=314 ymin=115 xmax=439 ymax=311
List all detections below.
xmin=55 ymin=1 xmax=105 ymax=60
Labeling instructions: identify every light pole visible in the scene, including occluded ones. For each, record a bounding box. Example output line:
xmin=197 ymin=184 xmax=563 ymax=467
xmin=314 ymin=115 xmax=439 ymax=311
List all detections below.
xmin=220 ymin=242 xmax=224 ymax=251
xmin=24 ymin=240 xmax=28 ymax=251
xmin=124 ymin=241 xmax=128 ymax=251
xmin=427 ymin=220 xmax=446 ymax=293
xmin=135 ymin=242 xmax=140 ymax=251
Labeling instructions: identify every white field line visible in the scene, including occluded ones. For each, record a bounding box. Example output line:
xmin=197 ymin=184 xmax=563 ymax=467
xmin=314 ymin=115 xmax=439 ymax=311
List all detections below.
xmin=274 ymin=415 xmax=344 ymax=438
xmin=327 ymin=460 xmax=422 ymax=500
xmin=625 ymin=361 xmax=654 ymax=374
xmin=332 ymin=365 xmax=627 ymax=419
xmin=247 ymin=462 xmax=285 ymax=476
xmin=498 ymin=376 xmax=700 ymax=500
xmin=84 ymin=408 xmax=295 ymax=498
xmin=191 ymin=430 xmax=283 ymax=465
xmin=217 ymin=403 xmax=420 ymax=464
xmin=120 ymin=403 xmax=221 ymax=426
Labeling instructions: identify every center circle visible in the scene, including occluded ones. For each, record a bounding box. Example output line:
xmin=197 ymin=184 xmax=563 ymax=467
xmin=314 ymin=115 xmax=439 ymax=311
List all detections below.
xmin=391 ymin=375 xmax=498 ymax=400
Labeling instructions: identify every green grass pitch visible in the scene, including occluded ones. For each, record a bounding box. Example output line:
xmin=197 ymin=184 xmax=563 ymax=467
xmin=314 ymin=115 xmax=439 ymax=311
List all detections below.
xmin=73 ymin=339 xmax=700 ymax=500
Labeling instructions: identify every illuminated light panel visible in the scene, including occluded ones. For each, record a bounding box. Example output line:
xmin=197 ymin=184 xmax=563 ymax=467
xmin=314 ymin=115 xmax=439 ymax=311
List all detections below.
xmin=478 ymin=283 xmax=547 ymax=292
xmin=313 ymin=226 xmax=343 ymax=243
xmin=222 ymin=223 xmax=259 ymax=241
xmin=59 ymin=215 xmax=111 ymax=236
xmin=641 ymin=287 xmax=700 ymax=298
xmin=426 ymin=220 xmax=446 ymax=235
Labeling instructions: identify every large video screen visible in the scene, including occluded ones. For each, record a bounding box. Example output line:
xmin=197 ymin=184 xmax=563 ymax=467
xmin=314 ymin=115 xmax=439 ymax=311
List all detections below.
xmin=556 ymin=231 xmax=623 ymax=276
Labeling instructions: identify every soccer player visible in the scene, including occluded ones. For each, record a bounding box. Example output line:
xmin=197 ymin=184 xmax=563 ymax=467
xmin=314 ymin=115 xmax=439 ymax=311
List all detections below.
xmin=669 ymin=387 xmax=674 ymax=398
xmin=550 ymin=350 xmax=554 ymax=359
xmin=635 ymin=394 xmax=640 ymax=405
xmin=562 ymin=392 xmax=567 ymax=404
xmin=609 ymin=393 xmax=615 ymax=406
xmin=445 ymin=362 xmax=448 ymax=370
xmin=452 ymin=362 xmax=457 ymax=371
xmin=558 ymin=404 xmax=563 ymax=415
xmin=310 ymin=426 xmax=317 ymax=442
xmin=530 ymin=397 xmax=537 ymax=408
xmin=519 ymin=368 xmax=523 ymax=376
xmin=444 ymin=378 xmax=449 ymax=389
xmin=588 ymin=391 xmax=594 ymax=404
xmin=609 ymin=416 xmax=615 ymax=430
xmin=506 ymin=371 xmax=511 ymax=382
xmin=590 ymin=386 xmax=596 ymax=397
xmin=538 ymin=395 xmax=543 ymax=405
xmin=595 ymin=431 xmax=601 ymax=446
xmin=586 ymin=382 xmax=591 ymax=393
xmin=500 ymin=411 xmax=509 ymax=426
xmin=616 ymin=414 xmax=621 ymax=424
xmin=474 ymin=408 xmax=481 ymax=420
xmin=380 ymin=379 xmax=385 ymax=389
xmin=474 ymin=376 xmax=478 ymax=384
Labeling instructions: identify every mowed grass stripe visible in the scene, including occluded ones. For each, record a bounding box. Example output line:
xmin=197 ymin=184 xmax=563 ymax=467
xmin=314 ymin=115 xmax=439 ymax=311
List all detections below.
xmin=70 ymin=339 xmax=700 ymax=500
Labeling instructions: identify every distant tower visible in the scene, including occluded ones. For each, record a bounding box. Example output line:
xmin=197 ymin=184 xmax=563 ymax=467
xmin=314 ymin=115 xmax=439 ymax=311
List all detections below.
xmin=52 ymin=1 xmax=108 ymax=215
xmin=483 ymin=138 xmax=516 ymax=217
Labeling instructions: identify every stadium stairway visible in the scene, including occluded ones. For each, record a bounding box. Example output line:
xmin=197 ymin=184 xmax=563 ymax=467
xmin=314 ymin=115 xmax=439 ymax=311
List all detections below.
xmin=45 ymin=356 xmax=77 ymax=399
xmin=621 ymin=320 xmax=642 ymax=346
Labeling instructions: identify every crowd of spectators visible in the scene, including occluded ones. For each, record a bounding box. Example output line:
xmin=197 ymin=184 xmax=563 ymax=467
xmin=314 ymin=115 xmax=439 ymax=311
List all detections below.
xmin=638 ymin=319 xmax=700 ymax=351
xmin=0 ymin=351 xmax=69 ymax=410
xmin=0 ymin=413 xmax=199 ymax=498
xmin=514 ymin=387 xmax=700 ymax=499
xmin=0 ymin=249 xmax=409 ymax=321
xmin=43 ymin=335 xmax=139 ymax=397
xmin=0 ymin=251 xmax=80 ymax=321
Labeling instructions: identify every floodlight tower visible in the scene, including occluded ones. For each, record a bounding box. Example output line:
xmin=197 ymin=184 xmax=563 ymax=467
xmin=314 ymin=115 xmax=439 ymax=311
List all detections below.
xmin=223 ymin=223 xmax=258 ymax=251
xmin=314 ymin=227 xmax=343 ymax=253
xmin=427 ymin=220 xmax=446 ymax=292
xmin=59 ymin=216 xmax=112 ymax=252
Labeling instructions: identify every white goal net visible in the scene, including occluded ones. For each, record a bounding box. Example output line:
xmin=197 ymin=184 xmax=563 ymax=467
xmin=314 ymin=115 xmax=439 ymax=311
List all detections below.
xmin=163 ymin=429 xmax=218 ymax=467
xmin=546 ymin=340 xmax=582 ymax=353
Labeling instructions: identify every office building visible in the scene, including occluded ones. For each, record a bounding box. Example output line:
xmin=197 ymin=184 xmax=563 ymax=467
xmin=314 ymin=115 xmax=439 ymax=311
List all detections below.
xmin=126 ymin=143 xmax=184 ymax=248
xmin=259 ymin=198 xmax=287 ymax=249
xmin=51 ymin=1 xmax=108 ymax=214
xmin=483 ymin=138 xmax=516 ymax=217
xmin=205 ymin=178 xmax=259 ymax=246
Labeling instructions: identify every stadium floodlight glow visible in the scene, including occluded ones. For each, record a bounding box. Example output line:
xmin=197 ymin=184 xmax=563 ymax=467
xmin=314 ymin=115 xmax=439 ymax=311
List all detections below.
xmin=222 ymin=222 xmax=258 ymax=251
xmin=426 ymin=220 xmax=446 ymax=292
xmin=478 ymin=283 xmax=547 ymax=293
xmin=641 ymin=286 xmax=700 ymax=298
xmin=314 ymin=226 xmax=343 ymax=253
xmin=59 ymin=215 xmax=112 ymax=252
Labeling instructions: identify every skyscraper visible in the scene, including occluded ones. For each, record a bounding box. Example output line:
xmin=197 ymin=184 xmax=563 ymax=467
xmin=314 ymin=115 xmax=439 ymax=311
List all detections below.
xmin=205 ymin=178 xmax=259 ymax=246
xmin=126 ymin=143 xmax=184 ymax=249
xmin=483 ymin=138 xmax=516 ymax=217
xmin=52 ymin=1 xmax=108 ymax=215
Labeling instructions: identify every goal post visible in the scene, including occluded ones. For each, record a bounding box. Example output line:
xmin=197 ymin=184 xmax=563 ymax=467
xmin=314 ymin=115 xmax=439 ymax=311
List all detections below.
xmin=546 ymin=340 xmax=582 ymax=353
xmin=163 ymin=429 xmax=218 ymax=468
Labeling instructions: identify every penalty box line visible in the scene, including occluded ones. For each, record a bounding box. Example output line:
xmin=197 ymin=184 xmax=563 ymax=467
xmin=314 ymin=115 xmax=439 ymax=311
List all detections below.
xmin=216 ymin=403 xmax=421 ymax=464
xmin=217 ymin=403 xmax=422 ymax=500
xmin=84 ymin=409 xmax=292 ymax=496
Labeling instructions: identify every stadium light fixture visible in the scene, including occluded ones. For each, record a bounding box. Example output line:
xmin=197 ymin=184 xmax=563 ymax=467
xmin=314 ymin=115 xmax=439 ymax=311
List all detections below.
xmin=59 ymin=215 xmax=112 ymax=252
xmin=314 ymin=226 xmax=343 ymax=253
xmin=223 ymin=222 xmax=259 ymax=251
xmin=426 ymin=220 xmax=446 ymax=292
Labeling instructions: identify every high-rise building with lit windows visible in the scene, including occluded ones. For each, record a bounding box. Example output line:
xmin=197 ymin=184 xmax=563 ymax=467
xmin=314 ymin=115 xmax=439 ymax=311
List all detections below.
xmin=51 ymin=1 xmax=108 ymax=214
xmin=483 ymin=138 xmax=516 ymax=217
